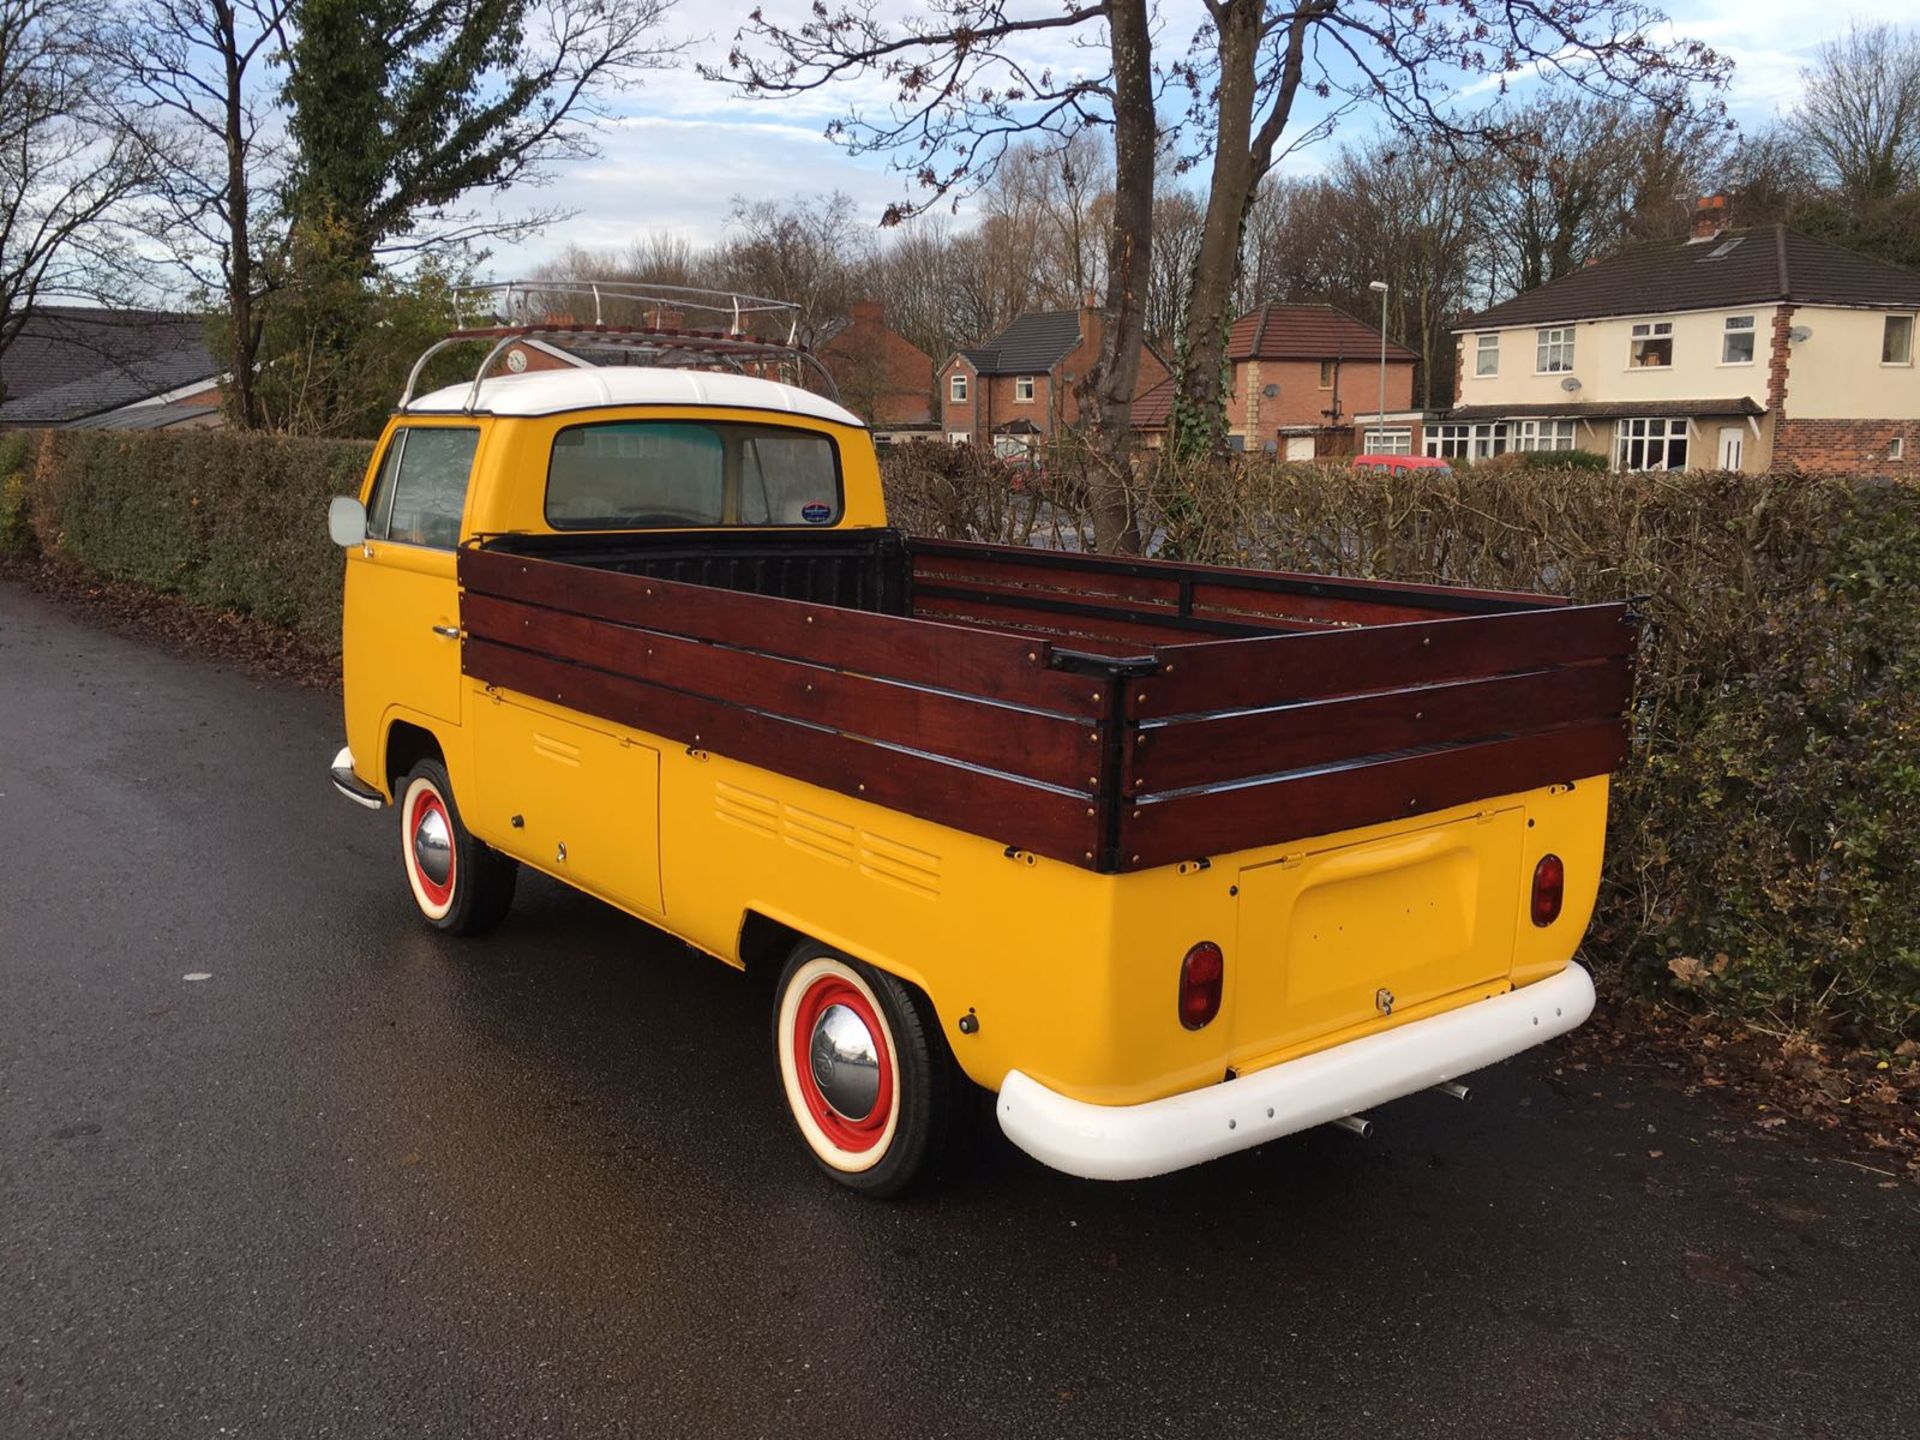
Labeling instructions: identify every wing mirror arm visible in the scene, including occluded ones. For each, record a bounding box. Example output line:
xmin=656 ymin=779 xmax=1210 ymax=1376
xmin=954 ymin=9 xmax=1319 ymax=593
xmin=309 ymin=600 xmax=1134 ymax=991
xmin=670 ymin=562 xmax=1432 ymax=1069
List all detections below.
xmin=328 ymin=495 xmax=368 ymax=548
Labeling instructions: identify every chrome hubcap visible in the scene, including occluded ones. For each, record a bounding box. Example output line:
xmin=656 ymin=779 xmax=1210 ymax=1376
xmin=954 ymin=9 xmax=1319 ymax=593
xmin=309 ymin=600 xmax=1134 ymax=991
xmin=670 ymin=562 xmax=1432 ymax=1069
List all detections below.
xmin=809 ymin=1002 xmax=881 ymax=1122
xmin=413 ymin=803 xmax=453 ymax=886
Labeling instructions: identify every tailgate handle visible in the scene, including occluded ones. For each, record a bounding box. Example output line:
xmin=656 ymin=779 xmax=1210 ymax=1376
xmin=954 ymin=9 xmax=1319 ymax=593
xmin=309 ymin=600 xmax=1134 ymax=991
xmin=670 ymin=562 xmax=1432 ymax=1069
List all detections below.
xmin=430 ymin=624 xmax=461 ymax=639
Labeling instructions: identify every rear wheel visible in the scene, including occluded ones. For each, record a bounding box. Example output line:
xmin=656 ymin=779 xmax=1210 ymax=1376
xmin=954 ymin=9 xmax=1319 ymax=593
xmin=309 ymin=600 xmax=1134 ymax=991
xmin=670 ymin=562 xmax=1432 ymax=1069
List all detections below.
xmin=398 ymin=759 xmax=517 ymax=935
xmin=772 ymin=944 xmax=964 ymax=1198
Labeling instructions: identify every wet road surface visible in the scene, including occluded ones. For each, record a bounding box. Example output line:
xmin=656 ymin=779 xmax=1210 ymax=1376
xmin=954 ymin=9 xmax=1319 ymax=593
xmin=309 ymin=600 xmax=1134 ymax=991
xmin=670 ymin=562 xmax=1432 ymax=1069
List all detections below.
xmin=2 ymin=583 xmax=1916 ymax=1439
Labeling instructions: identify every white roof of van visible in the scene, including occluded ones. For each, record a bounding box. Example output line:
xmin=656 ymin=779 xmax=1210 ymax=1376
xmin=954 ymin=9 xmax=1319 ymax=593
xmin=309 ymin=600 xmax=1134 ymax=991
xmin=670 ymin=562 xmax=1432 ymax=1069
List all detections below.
xmin=403 ymin=366 xmax=865 ymax=427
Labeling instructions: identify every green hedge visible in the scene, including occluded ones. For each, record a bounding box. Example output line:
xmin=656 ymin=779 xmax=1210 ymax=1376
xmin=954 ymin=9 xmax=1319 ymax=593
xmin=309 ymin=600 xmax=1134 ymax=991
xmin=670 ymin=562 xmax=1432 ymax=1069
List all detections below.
xmin=7 ymin=429 xmax=1915 ymax=1041
xmin=11 ymin=428 xmax=371 ymax=644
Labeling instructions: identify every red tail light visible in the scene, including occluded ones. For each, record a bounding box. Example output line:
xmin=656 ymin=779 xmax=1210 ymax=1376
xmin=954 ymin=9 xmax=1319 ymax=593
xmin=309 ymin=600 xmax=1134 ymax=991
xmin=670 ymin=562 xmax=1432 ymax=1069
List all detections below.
xmin=1179 ymin=942 xmax=1224 ymax=1030
xmin=1531 ymin=854 xmax=1565 ymax=927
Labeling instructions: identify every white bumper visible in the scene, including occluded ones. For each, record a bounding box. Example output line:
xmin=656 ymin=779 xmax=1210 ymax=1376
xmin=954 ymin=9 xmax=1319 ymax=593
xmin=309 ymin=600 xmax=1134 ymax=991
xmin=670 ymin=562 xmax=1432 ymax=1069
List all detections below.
xmin=995 ymin=963 xmax=1595 ymax=1181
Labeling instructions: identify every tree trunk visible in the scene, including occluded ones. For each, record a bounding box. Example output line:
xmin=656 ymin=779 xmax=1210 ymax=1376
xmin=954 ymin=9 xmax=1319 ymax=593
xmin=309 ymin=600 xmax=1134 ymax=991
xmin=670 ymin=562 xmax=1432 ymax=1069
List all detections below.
xmin=1079 ymin=0 xmax=1153 ymax=555
xmin=1170 ymin=0 xmax=1314 ymax=457
xmin=219 ymin=0 xmax=262 ymax=429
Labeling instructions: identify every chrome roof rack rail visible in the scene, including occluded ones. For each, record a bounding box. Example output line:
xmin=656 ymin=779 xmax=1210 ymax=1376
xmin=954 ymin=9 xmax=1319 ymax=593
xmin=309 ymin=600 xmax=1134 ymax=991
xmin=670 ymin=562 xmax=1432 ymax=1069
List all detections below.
xmin=396 ymin=280 xmax=837 ymax=410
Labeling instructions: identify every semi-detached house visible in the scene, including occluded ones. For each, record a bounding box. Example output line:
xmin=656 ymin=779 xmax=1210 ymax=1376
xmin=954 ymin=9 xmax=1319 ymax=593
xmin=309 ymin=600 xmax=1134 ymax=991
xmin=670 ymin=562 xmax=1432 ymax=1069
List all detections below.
xmin=1445 ymin=196 xmax=1920 ymax=474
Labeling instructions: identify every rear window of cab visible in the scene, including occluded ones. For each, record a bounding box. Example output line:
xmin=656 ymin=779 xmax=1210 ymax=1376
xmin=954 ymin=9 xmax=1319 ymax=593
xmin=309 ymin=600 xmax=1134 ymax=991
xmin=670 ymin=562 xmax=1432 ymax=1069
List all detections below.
xmin=545 ymin=419 xmax=844 ymax=530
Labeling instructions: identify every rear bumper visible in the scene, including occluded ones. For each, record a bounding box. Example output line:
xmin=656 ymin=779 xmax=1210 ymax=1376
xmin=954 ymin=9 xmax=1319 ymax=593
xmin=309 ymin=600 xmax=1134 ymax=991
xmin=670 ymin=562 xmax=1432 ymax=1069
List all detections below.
xmin=329 ymin=745 xmax=385 ymax=810
xmin=995 ymin=963 xmax=1595 ymax=1181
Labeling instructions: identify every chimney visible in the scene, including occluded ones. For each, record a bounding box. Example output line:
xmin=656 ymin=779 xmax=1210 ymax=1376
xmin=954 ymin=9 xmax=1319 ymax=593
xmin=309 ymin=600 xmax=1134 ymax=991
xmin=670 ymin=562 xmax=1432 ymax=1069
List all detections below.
xmin=850 ymin=298 xmax=885 ymax=326
xmin=1691 ymin=192 xmax=1729 ymax=242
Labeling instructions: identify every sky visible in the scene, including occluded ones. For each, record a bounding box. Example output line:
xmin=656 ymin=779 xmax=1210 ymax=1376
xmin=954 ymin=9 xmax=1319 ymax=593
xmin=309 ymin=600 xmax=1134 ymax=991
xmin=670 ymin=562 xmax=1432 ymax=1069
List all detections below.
xmin=481 ymin=0 xmax=1920 ymax=277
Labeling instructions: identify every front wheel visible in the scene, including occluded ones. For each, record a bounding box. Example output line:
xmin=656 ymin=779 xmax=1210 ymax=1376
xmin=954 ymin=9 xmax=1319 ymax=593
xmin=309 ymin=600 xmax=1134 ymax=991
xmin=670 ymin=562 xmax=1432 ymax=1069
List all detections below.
xmin=772 ymin=944 xmax=965 ymax=1198
xmin=398 ymin=759 xmax=517 ymax=935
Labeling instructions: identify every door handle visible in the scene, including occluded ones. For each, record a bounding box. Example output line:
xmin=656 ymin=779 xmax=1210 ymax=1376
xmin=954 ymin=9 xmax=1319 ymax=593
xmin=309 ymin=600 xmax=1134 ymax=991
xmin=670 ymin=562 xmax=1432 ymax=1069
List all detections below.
xmin=430 ymin=624 xmax=461 ymax=639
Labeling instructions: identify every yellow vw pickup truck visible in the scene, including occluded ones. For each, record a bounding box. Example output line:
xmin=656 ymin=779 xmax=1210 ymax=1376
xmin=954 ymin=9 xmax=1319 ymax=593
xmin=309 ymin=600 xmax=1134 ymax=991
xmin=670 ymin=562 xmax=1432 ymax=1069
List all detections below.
xmin=326 ymin=316 xmax=1636 ymax=1197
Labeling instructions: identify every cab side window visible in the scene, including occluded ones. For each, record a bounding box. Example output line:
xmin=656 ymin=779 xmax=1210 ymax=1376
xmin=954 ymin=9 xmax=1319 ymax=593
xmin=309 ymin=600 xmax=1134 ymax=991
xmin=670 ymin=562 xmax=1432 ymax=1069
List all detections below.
xmin=366 ymin=427 xmax=480 ymax=548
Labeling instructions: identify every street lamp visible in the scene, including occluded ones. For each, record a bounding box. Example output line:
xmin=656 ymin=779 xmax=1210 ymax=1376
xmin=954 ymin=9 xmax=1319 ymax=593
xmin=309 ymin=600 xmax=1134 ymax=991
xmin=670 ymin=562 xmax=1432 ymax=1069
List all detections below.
xmin=1367 ymin=280 xmax=1389 ymax=455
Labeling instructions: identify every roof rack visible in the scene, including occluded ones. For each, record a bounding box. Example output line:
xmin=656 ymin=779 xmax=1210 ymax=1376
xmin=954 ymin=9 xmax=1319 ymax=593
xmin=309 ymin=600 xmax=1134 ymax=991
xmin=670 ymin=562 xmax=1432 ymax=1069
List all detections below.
xmin=399 ymin=280 xmax=838 ymax=411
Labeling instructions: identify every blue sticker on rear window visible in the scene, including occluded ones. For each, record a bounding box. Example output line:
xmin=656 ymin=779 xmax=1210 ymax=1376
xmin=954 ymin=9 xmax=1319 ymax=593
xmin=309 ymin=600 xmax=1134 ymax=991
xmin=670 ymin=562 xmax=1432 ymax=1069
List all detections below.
xmin=801 ymin=502 xmax=833 ymax=524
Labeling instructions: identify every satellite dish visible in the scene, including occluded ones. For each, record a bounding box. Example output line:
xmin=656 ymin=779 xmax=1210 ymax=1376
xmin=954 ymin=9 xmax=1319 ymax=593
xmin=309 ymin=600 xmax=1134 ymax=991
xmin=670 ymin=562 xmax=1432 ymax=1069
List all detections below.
xmin=1789 ymin=326 xmax=1812 ymax=343
xmin=1560 ymin=375 xmax=1582 ymax=392
xmin=1262 ymin=383 xmax=1280 ymax=398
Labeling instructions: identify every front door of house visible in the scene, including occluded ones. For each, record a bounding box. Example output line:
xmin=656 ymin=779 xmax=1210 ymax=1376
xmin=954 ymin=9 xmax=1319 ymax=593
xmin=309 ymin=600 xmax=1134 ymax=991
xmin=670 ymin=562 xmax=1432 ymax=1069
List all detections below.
xmin=1717 ymin=426 xmax=1744 ymax=471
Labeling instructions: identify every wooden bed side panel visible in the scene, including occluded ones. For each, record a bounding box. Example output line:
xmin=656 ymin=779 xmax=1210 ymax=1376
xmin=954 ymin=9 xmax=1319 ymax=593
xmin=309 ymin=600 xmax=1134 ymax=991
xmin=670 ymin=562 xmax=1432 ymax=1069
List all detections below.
xmin=911 ymin=591 xmax=1213 ymax=651
xmin=462 ymin=592 xmax=1101 ymax=789
xmin=1133 ymin=604 xmax=1636 ymax=719
xmin=463 ymin=638 xmax=1103 ymax=867
xmin=1116 ymin=722 xmax=1629 ymax=871
xmin=908 ymin=537 xmax=1567 ymax=612
xmin=460 ymin=547 xmax=1103 ymax=718
xmin=1128 ymin=657 xmax=1632 ymax=796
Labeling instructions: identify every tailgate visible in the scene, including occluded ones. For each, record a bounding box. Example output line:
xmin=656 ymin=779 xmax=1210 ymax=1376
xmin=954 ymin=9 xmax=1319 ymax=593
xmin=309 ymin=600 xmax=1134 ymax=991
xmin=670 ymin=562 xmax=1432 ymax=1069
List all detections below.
xmin=1228 ymin=806 xmax=1525 ymax=1063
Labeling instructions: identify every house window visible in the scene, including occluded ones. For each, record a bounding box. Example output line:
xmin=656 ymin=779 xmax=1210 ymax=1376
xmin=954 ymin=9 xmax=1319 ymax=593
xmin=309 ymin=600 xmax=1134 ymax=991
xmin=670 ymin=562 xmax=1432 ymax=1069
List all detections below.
xmin=1425 ymin=422 xmax=1509 ymax=460
xmin=1884 ymin=315 xmax=1915 ymax=365
xmin=1318 ymin=360 xmax=1335 ymax=389
xmin=1722 ymin=315 xmax=1755 ymax=365
xmin=949 ymin=372 xmax=968 ymax=402
xmin=947 ymin=431 xmax=970 ymax=445
xmin=1891 ymin=437 xmax=1905 ymax=460
xmin=1513 ymin=419 xmax=1576 ymax=452
xmin=1475 ymin=333 xmax=1499 ymax=377
xmin=1014 ymin=375 xmax=1035 ymax=403
xmin=1363 ymin=428 xmax=1412 ymax=456
xmin=1536 ymin=327 xmax=1574 ymax=373
xmin=1614 ymin=417 xmax=1689 ymax=472
xmin=1630 ymin=321 xmax=1673 ymax=368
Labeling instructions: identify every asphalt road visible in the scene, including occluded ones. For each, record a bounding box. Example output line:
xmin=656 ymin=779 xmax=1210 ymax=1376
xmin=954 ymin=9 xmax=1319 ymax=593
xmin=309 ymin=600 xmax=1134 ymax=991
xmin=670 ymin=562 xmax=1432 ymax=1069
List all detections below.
xmin=2 ymin=582 xmax=1915 ymax=1440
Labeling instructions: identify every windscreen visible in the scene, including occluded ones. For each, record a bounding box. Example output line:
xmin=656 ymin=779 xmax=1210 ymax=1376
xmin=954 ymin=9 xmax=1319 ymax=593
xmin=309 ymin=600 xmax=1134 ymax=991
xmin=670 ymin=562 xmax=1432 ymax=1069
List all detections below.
xmin=545 ymin=419 xmax=843 ymax=529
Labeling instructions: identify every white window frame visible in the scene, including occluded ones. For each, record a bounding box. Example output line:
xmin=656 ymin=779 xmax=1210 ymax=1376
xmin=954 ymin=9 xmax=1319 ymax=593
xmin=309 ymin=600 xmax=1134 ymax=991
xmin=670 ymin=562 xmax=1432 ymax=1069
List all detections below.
xmin=1475 ymin=333 xmax=1499 ymax=377
xmin=1013 ymin=375 xmax=1036 ymax=403
xmin=1363 ymin=427 xmax=1413 ymax=456
xmin=1720 ymin=315 xmax=1756 ymax=366
xmin=1535 ymin=327 xmax=1575 ymax=374
xmin=947 ymin=431 xmax=971 ymax=445
xmin=1629 ymin=321 xmax=1674 ymax=369
xmin=949 ymin=372 xmax=969 ymax=402
xmin=1891 ymin=436 xmax=1906 ymax=460
xmin=1614 ymin=417 xmax=1690 ymax=472
xmin=1424 ymin=422 xmax=1510 ymax=460
xmin=1883 ymin=314 xmax=1915 ymax=367
xmin=1513 ymin=419 xmax=1577 ymax=453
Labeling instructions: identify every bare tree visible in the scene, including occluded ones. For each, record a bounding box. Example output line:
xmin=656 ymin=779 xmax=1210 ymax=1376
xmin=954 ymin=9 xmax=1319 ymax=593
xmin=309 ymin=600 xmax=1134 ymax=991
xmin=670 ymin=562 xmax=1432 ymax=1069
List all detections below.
xmin=1794 ymin=23 xmax=1920 ymax=212
xmin=719 ymin=0 xmax=1158 ymax=554
xmin=0 ymin=0 xmax=153 ymax=393
xmin=1473 ymin=91 xmax=1729 ymax=298
xmin=1146 ymin=184 xmax=1205 ymax=351
xmin=106 ymin=0 xmax=291 ymax=427
xmin=721 ymin=191 xmax=873 ymax=344
xmin=1160 ymin=0 xmax=1728 ymax=455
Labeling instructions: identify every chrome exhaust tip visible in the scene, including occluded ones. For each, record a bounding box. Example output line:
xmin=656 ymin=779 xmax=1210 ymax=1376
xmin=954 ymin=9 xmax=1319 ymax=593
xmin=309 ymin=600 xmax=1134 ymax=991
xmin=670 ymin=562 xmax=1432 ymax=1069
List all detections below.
xmin=1430 ymin=1081 xmax=1471 ymax=1102
xmin=1329 ymin=1113 xmax=1373 ymax=1139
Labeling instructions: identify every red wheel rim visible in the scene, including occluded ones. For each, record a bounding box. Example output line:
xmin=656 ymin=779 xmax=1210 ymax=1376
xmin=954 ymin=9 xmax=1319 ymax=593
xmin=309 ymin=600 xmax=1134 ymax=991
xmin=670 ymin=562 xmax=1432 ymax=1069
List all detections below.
xmin=791 ymin=974 xmax=894 ymax=1154
xmin=409 ymin=787 xmax=455 ymax=908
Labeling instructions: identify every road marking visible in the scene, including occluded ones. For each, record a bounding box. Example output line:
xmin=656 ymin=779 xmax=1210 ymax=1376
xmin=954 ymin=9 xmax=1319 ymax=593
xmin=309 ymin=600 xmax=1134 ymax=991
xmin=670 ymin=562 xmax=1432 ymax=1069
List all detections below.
xmin=182 ymin=972 xmax=212 ymax=982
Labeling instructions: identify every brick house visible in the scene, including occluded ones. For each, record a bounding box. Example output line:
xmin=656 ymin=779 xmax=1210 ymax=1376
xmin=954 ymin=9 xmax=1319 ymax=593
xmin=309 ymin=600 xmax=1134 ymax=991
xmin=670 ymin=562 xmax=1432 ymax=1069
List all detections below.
xmin=815 ymin=299 xmax=938 ymax=444
xmin=940 ymin=305 xmax=1171 ymax=454
xmin=1131 ymin=304 xmax=1417 ymax=457
xmin=1444 ymin=196 xmax=1920 ymax=474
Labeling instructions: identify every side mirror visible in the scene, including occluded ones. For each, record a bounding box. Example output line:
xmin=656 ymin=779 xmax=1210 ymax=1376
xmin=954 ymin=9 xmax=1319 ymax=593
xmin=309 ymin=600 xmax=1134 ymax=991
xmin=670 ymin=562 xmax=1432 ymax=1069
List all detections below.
xmin=328 ymin=495 xmax=367 ymax=548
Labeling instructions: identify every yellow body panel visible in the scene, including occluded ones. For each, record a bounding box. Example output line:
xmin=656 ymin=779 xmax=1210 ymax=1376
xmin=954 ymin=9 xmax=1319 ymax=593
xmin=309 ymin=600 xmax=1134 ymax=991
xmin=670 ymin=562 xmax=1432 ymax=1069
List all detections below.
xmin=339 ymin=405 xmax=1612 ymax=1110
